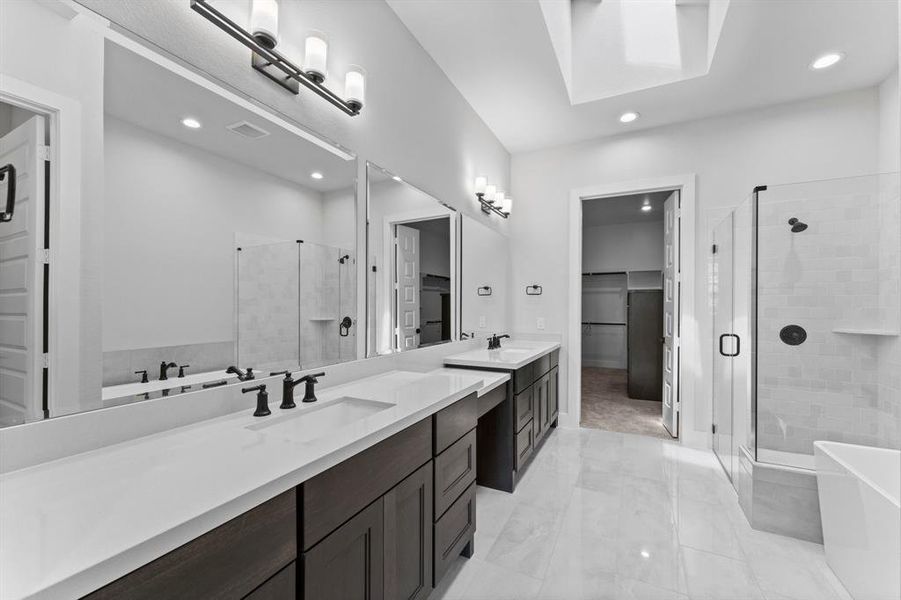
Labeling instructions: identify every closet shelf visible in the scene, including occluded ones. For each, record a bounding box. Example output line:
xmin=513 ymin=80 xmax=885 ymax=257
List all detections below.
xmin=832 ymin=328 xmax=900 ymax=336
xmin=307 ymin=316 xmax=338 ymax=321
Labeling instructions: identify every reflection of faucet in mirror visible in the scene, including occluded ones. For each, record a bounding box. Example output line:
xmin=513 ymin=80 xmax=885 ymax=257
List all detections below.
xmin=226 ymin=366 xmax=255 ymax=381
xmin=134 ymin=370 xmax=149 ymax=383
xmin=487 ymin=334 xmax=510 ymax=350
xmin=158 ymin=361 xmax=177 ymax=381
xmin=338 ymin=254 xmax=350 ymax=264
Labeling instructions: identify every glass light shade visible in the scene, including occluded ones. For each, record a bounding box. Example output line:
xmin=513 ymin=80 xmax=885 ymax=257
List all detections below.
xmin=250 ymin=0 xmax=279 ymax=48
xmin=345 ymin=66 xmax=366 ymax=109
xmin=494 ymin=191 xmax=505 ymax=206
xmin=303 ymin=33 xmax=328 ymax=81
xmin=484 ymin=184 xmax=497 ymax=202
xmin=502 ymin=197 xmax=512 ymax=214
xmin=474 ymin=176 xmax=487 ymax=194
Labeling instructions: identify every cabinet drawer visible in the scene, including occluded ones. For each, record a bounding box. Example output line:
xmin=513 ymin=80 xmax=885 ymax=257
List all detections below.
xmin=433 ymin=392 xmax=477 ymax=455
xmin=477 ymin=383 xmax=507 ymax=419
xmin=514 ymin=386 xmax=533 ymax=432
xmin=84 ymin=489 xmax=296 ymax=600
xmin=244 ymin=562 xmax=295 ymax=599
xmin=434 ymin=482 xmax=476 ymax=586
xmin=515 ymin=420 xmax=534 ymax=471
xmin=512 ymin=363 xmax=534 ymax=395
xmin=434 ymin=428 xmax=477 ymax=518
xmin=533 ymin=353 xmax=551 ymax=379
xmin=302 ymin=419 xmax=431 ymax=550
xmin=549 ymin=350 xmax=559 ymax=369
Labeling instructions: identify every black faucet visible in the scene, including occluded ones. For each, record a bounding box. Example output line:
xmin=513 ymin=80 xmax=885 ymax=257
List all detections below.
xmin=487 ymin=334 xmax=510 ymax=350
xmin=281 ymin=371 xmax=326 ymax=406
xmin=159 ymin=361 xmax=177 ymax=380
xmin=134 ymin=370 xmax=149 ymax=383
xmin=177 ymin=364 xmax=190 ymax=378
xmin=226 ymin=365 xmax=255 ymax=381
xmin=242 ymin=384 xmax=271 ymax=417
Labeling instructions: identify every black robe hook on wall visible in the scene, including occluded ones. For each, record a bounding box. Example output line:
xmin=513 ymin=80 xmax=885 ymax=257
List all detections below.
xmin=525 ymin=284 xmax=542 ymax=296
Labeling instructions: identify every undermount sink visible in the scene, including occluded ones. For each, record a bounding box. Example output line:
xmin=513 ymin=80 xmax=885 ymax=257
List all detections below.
xmin=245 ymin=397 xmax=395 ymax=441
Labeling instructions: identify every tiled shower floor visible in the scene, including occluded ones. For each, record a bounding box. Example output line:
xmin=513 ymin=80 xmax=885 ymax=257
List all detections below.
xmin=431 ymin=427 xmax=850 ymax=600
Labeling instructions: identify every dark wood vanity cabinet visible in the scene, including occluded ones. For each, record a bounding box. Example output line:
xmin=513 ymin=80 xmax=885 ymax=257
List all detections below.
xmin=83 ymin=392 xmax=479 ymax=600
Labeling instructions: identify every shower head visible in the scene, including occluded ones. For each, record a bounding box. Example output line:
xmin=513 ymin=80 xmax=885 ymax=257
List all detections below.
xmin=788 ymin=217 xmax=808 ymax=233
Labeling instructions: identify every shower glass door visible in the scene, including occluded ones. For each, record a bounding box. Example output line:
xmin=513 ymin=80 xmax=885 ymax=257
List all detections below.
xmin=712 ymin=212 xmax=736 ymax=480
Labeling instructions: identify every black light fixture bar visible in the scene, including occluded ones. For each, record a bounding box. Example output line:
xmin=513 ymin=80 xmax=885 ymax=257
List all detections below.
xmin=190 ymin=0 xmax=360 ymax=116
xmin=476 ymin=193 xmax=508 ymax=219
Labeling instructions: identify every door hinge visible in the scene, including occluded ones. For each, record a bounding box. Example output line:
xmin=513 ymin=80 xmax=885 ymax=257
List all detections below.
xmin=42 ymin=353 xmax=50 ymax=368
xmin=42 ymin=249 xmax=50 ymax=264
xmin=711 ymin=244 xmax=718 ymax=254
xmin=38 ymin=145 xmax=51 ymax=161
xmin=711 ymin=423 xmax=717 ymax=434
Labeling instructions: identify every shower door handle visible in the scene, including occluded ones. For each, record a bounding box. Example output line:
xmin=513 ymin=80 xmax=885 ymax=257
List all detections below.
xmin=719 ymin=333 xmax=740 ymax=357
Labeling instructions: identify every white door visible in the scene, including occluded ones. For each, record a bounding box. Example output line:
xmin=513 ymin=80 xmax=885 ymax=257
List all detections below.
xmin=394 ymin=224 xmax=420 ymax=351
xmin=662 ymin=190 xmax=680 ymax=437
xmin=0 ymin=115 xmax=46 ymax=426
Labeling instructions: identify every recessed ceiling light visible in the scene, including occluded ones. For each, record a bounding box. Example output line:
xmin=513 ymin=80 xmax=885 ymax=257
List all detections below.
xmin=640 ymin=550 xmax=651 ymax=559
xmin=641 ymin=204 xmax=653 ymax=212
xmin=311 ymin=172 xmax=324 ymax=180
xmin=620 ymin=111 xmax=639 ymax=123
xmin=810 ymin=52 xmax=844 ymax=70
xmin=392 ymin=175 xmax=403 ymax=182
xmin=181 ymin=117 xmax=202 ymax=129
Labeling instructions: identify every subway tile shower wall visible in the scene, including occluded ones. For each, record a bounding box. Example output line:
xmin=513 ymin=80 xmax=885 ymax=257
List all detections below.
xmin=755 ymin=174 xmax=901 ymax=457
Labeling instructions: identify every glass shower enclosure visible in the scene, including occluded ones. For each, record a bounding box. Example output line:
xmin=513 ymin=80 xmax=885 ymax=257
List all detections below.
xmin=236 ymin=240 xmax=357 ymax=373
xmin=712 ymin=172 xmax=900 ymax=478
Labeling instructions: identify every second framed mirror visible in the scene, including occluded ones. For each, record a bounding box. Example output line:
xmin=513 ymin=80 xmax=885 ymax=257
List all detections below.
xmin=366 ymin=163 xmax=458 ymax=355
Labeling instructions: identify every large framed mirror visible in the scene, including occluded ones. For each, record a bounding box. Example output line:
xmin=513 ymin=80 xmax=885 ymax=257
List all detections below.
xmin=366 ymin=163 xmax=458 ymax=355
xmin=459 ymin=214 xmax=510 ymax=340
xmin=0 ymin=27 xmax=359 ymax=426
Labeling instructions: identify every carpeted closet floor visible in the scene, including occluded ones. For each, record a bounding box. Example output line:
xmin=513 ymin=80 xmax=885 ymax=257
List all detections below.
xmin=580 ymin=367 xmax=672 ymax=440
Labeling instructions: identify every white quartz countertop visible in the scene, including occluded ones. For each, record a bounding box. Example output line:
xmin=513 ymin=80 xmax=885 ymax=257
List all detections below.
xmin=433 ymin=368 xmax=509 ymax=396
xmin=443 ymin=340 xmax=561 ymax=370
xmin=0 ymin=370 xmax=484 ymax=600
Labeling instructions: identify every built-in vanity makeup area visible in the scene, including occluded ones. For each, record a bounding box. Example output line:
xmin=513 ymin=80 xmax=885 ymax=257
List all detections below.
xmin=0 ymin=2 xmax=560 ymax=598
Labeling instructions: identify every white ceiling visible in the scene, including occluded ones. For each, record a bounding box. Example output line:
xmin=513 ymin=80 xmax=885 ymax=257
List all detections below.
xmin=387 ymin=0 xmax=899 ymax=153
xmin=104 ymin=41 xmax=355 ymax=192
xmin=582 ymin=191 xmax=669 ymax=226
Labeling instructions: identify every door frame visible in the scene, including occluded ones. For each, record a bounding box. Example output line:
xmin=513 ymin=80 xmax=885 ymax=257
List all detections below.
xmin=0 ymin=75 xmax=81 ymax=421
xmin=566 ymin=174 xmax=700 ymax=445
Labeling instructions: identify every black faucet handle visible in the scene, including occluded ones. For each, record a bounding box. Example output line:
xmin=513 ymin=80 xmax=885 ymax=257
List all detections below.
xmin=242 ymin=384 xmax=270 ymax=417
xmin=134 ymin=370 xmax=149 ymax=383
xmin=202 ymin=380 xmax=227 ymax=389
xmin=245 ymin=367 xmax=255 ymax=380
xmin=178 ymin=364 xmax=190 ymax=378
xmin=269 ymin=370 xmax=290 ymax=377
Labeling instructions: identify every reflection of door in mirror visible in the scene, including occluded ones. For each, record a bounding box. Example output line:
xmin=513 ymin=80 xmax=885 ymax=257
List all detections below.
xmin=0 ymin=109 xmax=47 ymax=427
xmin=367 ymin=163 xmax=457 ymax=356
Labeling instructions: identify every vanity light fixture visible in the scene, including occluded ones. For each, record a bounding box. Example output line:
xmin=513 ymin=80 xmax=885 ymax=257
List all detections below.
xmin=474 ymin=178 xmax=509 ymax=218
xmin=810 ymin=52 xmax=844 ymax=70
xmin=641 ymin=199 xmax=652 ymax=212
xmin=311 ymin=171 xmax=324 ymax=180
xmin=190 ymin=0 xmax=365 ymax=116
xmin=620 ymin=111 xmax=639 ymax=123
xmin=181 ymin=117 xmax=202 ymax=129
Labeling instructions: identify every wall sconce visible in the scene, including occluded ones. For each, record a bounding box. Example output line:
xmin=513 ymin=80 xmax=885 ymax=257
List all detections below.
xmin=191 ymin=0 xmax=365 ymax=116
xmin=474 ymin=176 xmax=510 ymax=218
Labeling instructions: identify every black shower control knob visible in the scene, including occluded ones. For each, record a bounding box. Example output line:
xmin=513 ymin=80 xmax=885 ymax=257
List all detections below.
xmin=780 ymin=325 xmax=807 ymax=346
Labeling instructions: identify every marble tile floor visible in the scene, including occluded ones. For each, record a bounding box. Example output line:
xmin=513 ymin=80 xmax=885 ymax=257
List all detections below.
xmin=431 ymin=427 xmax=850 ymax=600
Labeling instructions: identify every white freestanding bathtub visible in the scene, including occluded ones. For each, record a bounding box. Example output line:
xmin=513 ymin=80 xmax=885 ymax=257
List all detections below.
xmin=814 ymin=441 xmax=900 ymax=600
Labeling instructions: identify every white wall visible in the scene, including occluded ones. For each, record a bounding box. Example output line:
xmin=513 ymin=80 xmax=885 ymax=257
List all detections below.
xmin=511 ymin=88 xmax=882 ymax=438
xmin=582 ymin=220 xmax=664 ymax=273
xmin=460 ymin=215 xmax=510 ymax=337
xmin=879 ymin=71 xmax=900 ymax=174
xmin=103 ymin=116 xmax=326 ymax=350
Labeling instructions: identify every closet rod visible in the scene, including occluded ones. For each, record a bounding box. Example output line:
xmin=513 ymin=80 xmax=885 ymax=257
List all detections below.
xmin=581 ymin=321 xmax=626 ymax=326
xmin=582 ymin=271 xmax=627 ymax=276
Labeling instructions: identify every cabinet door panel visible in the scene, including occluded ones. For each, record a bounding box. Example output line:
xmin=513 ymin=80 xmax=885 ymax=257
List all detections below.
xmin=434 ymin=428 xmax=476 ymax=518
xmin=514 ymin=386 xmax=533 ymax=432
xmin=244 ymin=562 xmax=295 ymax=599
xmin=433 ymin=482 xmax=476 ymax=586
xmin=549 ymin=367 xmax=559 ymax=422
xmin=302 ymin=499 xmax=384 ymax=600
xmin=384 ymin=463 xmax=433 ymax=600
xmin=515 ymin=420 xmax=534 ymax=471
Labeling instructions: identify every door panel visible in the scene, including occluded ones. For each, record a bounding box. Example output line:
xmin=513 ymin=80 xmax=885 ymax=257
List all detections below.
xmin=384 ymin=462 xmax=433 ymax=600
xmin=627 ymin=290 xmax=664 ymax=401
xmin=395 ymin=225 xmax=420 ymax=351
xmin=0 ymin=115 xmax=45 ymax=427
xmin=303 ymin=498 xmax=384 ymax=600
xmin=661 ymin=191 xmax=680 ymax=437
xmin=712 ymin=213 xmax=735 ymax=481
